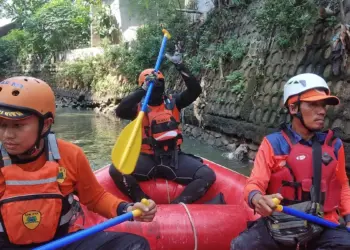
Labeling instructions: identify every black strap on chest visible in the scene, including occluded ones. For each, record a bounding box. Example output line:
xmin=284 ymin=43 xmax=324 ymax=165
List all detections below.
xmin=310 ymin=137 xmax=322 ymax=213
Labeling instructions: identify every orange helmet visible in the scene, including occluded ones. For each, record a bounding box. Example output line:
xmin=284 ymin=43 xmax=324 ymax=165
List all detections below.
xmin=0 ymin=76 xmax=55 ymax=120
xmin=138 ymin=68 xmax=165 ymax=86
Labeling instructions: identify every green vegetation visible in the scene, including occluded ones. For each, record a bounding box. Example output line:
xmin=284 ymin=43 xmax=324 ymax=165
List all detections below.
xmin=92 ymin=4 xmax=121 ymax=44
xmin=256 ymin=0 xmax=318 ymax=48
xmin=0 ymin=0 xmax=93 ymax=73
xmin=55 ymin=2 xmax=249 ymax=96
xmin=226 ymin=70 xmax=246 ymax=94
xmin=0 ymin=0 xmax=328 ymax=96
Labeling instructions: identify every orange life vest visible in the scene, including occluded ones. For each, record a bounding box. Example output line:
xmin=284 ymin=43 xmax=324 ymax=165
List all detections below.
xmin=139 ymin=96 xmax=183 ymax=155
xmin=267 ymin=128 xmax=342 ymax=213
xmin=0 ymin=133 xmax=76 ymax=245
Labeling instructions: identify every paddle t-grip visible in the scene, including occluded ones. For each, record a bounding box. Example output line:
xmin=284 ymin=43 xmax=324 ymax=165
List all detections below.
xmin=272 ymin=198 xmax=283 ymax=212
xmin=132 ymin=198 xmax=150 ymax=217
xmin=162 ymin=29 xmax=171 ymax=39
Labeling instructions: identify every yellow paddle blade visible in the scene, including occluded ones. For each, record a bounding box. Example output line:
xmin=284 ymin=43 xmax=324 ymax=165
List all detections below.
xmin=111 ymin=112 xmax=144 ymax=174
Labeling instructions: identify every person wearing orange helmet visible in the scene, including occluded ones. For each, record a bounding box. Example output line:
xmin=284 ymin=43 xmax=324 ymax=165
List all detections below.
xmin=0 ymin=76 xmax=156 ymax=249
xmin=109 ymin=43 xmax=217 ymax=204
xmin=230 ymin=73 xmax=350 ymax=249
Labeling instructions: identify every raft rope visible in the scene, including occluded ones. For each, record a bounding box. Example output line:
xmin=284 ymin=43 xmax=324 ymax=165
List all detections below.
xmin=179 ymin=202 xmax=198 ymax=250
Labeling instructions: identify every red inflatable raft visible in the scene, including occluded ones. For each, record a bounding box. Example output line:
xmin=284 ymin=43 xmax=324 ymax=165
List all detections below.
xmin=80 ymin=159 xmax=258 ymax=250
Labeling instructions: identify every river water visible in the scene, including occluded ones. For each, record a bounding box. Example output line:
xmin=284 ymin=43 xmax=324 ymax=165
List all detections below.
xmin=53 ymin=108 xmax=252 ymax=176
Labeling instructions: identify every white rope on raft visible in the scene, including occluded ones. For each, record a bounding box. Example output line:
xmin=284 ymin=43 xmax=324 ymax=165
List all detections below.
xmin=179 ymin=202 xmax=198 ymax=250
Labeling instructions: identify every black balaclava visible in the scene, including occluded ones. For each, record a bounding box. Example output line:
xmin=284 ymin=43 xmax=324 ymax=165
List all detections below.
xmin=148 ymin=79 xmax=165 ymax=106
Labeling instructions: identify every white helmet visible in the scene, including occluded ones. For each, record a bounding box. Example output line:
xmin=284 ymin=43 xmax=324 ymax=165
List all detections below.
xmin=283 ymin=73 xmax=330 ymax=105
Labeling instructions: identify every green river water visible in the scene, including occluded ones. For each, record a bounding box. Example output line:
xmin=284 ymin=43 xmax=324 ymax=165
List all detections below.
xmin=53 ymin=108 xmax=253 ymax=176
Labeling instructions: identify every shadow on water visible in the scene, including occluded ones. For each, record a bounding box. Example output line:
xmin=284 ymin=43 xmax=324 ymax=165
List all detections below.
xmin=53 ymin=108 xmax=252 ymax=176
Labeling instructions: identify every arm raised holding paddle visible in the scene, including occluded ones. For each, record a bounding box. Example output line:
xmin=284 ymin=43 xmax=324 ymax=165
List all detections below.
xmin=109 ymin=38 xmax=216 ymax=205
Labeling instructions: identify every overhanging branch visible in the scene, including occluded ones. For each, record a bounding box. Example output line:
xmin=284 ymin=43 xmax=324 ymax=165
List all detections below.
xmin=175 ymin=8 xmax=203 ymax=14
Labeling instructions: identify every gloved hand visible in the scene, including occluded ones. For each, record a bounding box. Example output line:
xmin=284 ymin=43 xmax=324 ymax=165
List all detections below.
xmin=142 ymin=72 xmax=158 ymax=91
xmin=165 ymin=41 xmax=183 ymax=65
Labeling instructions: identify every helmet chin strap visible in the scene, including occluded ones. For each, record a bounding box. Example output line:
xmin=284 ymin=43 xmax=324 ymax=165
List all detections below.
xmin=19 ymin=117 xmax=49 ymax=157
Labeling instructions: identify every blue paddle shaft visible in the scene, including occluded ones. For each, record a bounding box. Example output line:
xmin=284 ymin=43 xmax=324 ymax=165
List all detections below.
xmin=282 ymin=206 xmax=350 ymax=232
xmin=33 ymin=212 xmax=134 ymax=250
xmin=154 ymin=35 xmax=168 ymax=72
xmin=141 ymin=34 xmax=169 ymax=113
xmin=141 ymin=82 xmax=154 ymax=112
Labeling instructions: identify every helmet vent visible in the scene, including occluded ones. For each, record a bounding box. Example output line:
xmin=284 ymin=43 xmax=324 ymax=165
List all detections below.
xmin=299 ymin=80 xmax=306 ymax=87
xmin=0 ymin=87 xmax=2 ymax=92
xmin=24 ymin=78 xmax=28 ymax=81
xmin=12 ymin=90 xmax=20 ymax=96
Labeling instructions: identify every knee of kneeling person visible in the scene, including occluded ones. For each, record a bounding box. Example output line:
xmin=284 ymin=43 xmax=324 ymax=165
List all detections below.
xmin=230 ymin=236 xmax=245 ymax=250
xmin=195 ymin=166 xmax=216 ymax=185
xmin=109 ymin=164 xmax=122 ymax=179
xmin=109 ymin=164 xmax=116 ymax=176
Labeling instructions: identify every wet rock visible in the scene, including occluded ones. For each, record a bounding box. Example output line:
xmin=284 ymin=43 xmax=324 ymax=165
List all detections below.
xmin=226 ymin=143 xmax=237 ymax=152
xmin=221 ymin=137 xmax=230 ymax=146
xmin=248 ymin=150 xmax=257 ymax=161
xmin=202 ymin=133 xmax=209 ymax=141
xmin=248 ymin=143 xmax=259 ymax=151
xmin=207 ymin=135 xmax=215 ymax=146
xmin=182 ymin=124 xmax=189 ymax=132
xmin=213 ymin=132 xmax=222 ymax=138
xmin=94 ymin=107 xmax=103 ymax=113
xmin=233 ymin=144 xmax=248 ymax=161
xmin=192 ymin=127 xmax=201 ymax=138
xmin=215 ymin=138 xmax=223 ymax=147
xmin=77 ymin=93 xmax=85 ymax=102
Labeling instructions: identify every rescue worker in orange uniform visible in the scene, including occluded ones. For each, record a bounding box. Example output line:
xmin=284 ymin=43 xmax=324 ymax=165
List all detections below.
xmin=0 ymin=76 xmax=157 ymax=249
xmin=230 ymin=73 xmax=350 ymax=250
xmin=109 ymin=44 xmax=216 ymax=204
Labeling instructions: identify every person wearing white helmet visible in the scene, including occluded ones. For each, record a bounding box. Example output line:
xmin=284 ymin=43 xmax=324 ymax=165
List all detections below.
xmin=230 ymin=73 xmax=350 ymax=249
xmin=283 ymin=73 xmax=339 ymax=132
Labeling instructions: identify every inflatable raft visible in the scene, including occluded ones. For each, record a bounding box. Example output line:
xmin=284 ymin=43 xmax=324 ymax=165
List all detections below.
xmin=80 ymin=159 xmax=258 ymax=250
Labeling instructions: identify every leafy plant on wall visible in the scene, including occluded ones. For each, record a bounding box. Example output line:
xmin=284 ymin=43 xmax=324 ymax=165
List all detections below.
xmin=256 ymin=0 xmax=318 ymax=48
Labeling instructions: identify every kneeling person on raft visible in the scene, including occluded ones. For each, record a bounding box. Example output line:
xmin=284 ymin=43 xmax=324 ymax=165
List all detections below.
xmin=109 ymin=43 xmax=216 ymax=204
xmin=0 ymin=76 xmax=156 ymax=250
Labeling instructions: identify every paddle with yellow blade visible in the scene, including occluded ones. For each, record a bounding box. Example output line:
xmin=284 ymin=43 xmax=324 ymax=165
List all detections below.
xmin=111 ymin=29 xmax=171 ymax=175
xmin=33 ymin=199 xmax=149 ymax=250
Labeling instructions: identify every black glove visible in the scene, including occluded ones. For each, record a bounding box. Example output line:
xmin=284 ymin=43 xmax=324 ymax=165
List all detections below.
xmin=165 ymin=41 xmax=183 ymax=65
xmin=142 ymin=72 xmax=158 ymax=91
